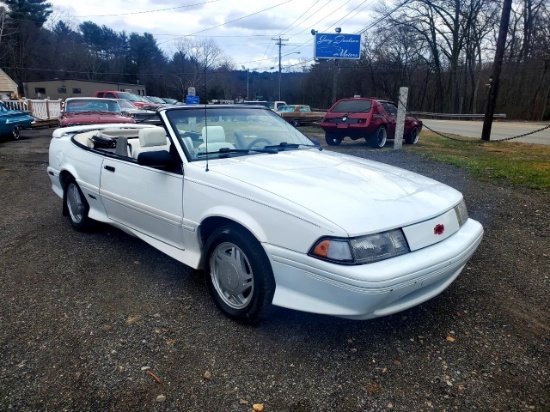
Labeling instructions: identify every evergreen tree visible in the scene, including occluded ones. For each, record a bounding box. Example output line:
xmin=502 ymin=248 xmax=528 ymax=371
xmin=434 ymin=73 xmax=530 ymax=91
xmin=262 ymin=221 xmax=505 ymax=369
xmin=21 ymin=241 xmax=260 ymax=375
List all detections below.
xmin=3 ymin=0 xmax=52 ymax=27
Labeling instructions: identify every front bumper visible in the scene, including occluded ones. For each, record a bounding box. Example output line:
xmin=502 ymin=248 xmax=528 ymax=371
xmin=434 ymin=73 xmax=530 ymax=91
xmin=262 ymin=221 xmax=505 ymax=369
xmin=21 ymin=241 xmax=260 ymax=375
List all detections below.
xmin=265 ymin=218 xmax=483 ymax=319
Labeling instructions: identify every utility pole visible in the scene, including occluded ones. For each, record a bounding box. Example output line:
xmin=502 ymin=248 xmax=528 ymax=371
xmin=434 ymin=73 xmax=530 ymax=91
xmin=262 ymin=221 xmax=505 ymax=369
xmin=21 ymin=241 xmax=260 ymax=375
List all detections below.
xmin=481 ymin=0 xmax=513 ymax=141
xmin=272 ymin=36 xmax=288 ymax=101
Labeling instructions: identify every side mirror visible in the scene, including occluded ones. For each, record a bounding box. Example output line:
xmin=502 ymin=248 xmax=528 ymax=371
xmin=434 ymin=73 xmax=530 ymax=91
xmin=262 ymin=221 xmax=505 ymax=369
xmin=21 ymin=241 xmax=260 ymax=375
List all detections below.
xmin=137 ymin=150 xmax=174 ymax=167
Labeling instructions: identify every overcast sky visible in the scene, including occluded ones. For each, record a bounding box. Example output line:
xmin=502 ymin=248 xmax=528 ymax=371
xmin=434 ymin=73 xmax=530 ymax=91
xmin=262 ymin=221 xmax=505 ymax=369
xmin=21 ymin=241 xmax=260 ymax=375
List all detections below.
xmin=46 ymin=0 xmax=377 ymax=72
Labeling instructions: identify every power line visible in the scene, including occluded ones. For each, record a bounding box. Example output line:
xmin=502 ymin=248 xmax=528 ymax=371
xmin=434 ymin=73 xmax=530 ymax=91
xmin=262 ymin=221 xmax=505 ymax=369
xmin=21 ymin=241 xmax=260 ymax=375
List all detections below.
xmin=158 ymin=0 xmax=293 ymax=45
xmin=357 ymin=0 xmax=411 ymax=34
xmin=260 ymin=0 xmax=324 ymax=67
xmin=72 ymin=0 xmax=222 ymax=18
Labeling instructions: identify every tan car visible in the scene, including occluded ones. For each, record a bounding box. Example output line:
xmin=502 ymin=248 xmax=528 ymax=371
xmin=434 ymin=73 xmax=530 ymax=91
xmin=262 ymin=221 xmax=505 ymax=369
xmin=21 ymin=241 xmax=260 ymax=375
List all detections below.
xmin=277 ymin=105 xmax=326 ymax=127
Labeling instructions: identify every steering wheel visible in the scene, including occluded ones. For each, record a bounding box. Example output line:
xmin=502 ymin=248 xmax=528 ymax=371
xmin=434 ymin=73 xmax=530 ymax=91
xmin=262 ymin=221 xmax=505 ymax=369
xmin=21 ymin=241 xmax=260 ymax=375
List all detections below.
xmin=247 ymin=138 xmax=271 ymax=150
xmin=233 ymin=130 xmax=246 ymax=148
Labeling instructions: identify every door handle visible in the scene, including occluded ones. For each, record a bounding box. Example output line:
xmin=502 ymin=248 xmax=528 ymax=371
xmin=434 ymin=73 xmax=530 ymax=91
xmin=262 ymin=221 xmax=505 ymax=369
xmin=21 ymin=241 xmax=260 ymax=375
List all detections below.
xmin=104 ymin=165 xmax=115 ymax=172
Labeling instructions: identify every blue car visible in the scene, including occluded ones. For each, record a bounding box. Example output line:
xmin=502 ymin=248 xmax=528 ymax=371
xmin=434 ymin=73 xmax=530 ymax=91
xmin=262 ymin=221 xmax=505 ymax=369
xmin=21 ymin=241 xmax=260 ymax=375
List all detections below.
xmin=0 ymin=101 xmax=34 ymax=140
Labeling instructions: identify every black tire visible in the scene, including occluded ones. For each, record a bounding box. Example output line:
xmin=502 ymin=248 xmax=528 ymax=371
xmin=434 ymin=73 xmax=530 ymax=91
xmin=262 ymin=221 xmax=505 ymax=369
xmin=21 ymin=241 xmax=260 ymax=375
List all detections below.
xmin=12 ymin=126 xmax=21 ymax=140
xmin=291 ymin=119 xmax=300 ymax=127
xmin=405 ymin=127 xmax=419 ymax=144
xmin=369 ymin=126 xmax=387 ymax=148
xmin=204 ymin=224 xmax=275 ymax=322
xmin=325 ymin=132 xmax=343 ymax=146
xmin=64 ymin=179 xmax=93 ymax=231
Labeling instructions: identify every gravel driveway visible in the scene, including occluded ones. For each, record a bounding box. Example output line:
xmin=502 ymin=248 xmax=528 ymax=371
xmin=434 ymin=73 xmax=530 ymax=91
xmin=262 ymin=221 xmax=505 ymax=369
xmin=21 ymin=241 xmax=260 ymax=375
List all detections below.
xmin=1 ymin=129 xmax=548 ymax=411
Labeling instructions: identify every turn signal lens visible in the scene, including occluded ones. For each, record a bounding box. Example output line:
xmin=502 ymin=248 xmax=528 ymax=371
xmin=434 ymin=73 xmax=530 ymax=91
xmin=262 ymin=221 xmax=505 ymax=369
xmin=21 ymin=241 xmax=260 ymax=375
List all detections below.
xmin=311 ymin=239 xmax=352 ymax=262
xmin=454 ymin=200 xmax=469 ymax=227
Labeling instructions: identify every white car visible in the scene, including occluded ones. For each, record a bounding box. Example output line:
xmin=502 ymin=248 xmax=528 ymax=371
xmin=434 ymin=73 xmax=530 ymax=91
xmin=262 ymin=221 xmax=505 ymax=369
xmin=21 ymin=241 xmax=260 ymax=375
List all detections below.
xmin=47 ymin=105 xmax=483 ymax=322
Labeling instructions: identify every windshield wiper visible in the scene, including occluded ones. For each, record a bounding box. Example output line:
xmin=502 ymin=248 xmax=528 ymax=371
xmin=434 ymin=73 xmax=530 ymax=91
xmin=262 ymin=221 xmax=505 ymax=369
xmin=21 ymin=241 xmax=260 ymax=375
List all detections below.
xmin=196 ymin=147 xmax=278 ymax=158
xmin=264 ymin=142 xmax=321 ymax=151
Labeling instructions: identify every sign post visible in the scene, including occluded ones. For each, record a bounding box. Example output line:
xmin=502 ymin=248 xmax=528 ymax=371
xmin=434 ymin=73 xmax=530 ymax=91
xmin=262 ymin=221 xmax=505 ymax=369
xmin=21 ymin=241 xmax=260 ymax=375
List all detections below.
xmin=394 ymin=87 xmax=408 ymax=150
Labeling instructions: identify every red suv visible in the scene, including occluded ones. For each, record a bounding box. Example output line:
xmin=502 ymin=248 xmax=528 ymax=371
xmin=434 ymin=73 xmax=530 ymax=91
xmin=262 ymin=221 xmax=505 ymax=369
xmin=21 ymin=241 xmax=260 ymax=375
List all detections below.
xmin=319 ymin=97 xmax=422 ymax=148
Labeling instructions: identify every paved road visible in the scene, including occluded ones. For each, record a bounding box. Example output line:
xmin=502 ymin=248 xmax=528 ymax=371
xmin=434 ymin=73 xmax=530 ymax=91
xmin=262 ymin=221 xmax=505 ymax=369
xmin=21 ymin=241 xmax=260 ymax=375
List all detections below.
xmin=421 ymin=119 xmax=550 ymax=144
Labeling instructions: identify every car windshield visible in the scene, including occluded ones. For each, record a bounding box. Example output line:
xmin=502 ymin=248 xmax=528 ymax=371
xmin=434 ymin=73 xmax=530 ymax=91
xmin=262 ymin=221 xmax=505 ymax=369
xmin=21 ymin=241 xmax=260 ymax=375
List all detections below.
xmin=117 ymin=92 xmax=141 ymax=102
xmin=165 ymin=106 xmax=318 ymax=161
xmin=331 ymin=99 xmax=372 ymax=113
xmin=65 ymin=99 xmax=121 ymax=114
xmin=117 ymin=99 xmax=136 ymax=109
xmin=279 ymin=106 xmax=296 ymax=112
xmin=147 ymin=96 xmax=165 ymax=104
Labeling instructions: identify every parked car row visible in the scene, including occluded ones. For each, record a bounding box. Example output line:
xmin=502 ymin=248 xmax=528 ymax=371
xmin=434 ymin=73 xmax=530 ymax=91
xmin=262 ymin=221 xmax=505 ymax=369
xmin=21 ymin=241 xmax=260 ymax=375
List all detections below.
xmin=273 ymin=97 xmax=422 ymax=148
xmin=56 ymin=92 xmax=186 ymax=128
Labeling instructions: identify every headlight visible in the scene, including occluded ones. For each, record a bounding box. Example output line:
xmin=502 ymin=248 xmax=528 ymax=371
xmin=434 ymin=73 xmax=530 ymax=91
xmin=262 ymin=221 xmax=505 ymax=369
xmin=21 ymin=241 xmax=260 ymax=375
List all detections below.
xmin=309 ymin=229 xmax=410 ymax=265
xmin=454 ymin=200 xmax=469 ymax=227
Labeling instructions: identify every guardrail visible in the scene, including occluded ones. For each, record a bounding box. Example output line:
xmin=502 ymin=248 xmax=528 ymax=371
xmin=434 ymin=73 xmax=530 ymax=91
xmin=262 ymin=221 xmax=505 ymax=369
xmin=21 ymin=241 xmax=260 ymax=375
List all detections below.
xmin=2 ymin=98 xmax=62 ymax=123
xmin=410 ymin=112 xmax=506 ymax=120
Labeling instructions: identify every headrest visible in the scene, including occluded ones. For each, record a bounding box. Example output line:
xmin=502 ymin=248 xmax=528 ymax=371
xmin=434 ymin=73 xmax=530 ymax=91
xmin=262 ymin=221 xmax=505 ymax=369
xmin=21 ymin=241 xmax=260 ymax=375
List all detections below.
xmin=201 ymin=126 xmax=225 ymax=143
xmin=138 ymin=127 xmax=167 ymax=147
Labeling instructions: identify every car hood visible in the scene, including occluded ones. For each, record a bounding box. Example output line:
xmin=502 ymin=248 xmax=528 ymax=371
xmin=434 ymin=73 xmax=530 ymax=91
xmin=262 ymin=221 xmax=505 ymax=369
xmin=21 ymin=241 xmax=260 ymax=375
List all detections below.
xmin=205 ymin=149 xmax=461 ymax=236
xmin=1 ymin=109 xmax=31 ymax=116
xmin=61 ymin=113 xmax=135 ymax=125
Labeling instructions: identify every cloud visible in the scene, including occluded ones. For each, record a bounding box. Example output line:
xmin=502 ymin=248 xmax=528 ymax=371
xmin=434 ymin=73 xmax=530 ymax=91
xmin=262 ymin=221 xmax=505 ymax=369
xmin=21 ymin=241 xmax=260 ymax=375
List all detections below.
xmin=224 ymin=13 xmax=287 ymax=31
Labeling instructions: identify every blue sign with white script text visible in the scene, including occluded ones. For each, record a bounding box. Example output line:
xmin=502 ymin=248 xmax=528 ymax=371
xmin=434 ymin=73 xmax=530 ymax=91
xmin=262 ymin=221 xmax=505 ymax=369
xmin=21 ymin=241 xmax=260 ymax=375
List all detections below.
xmin=314 ymin=33 xmax=362 ymax=60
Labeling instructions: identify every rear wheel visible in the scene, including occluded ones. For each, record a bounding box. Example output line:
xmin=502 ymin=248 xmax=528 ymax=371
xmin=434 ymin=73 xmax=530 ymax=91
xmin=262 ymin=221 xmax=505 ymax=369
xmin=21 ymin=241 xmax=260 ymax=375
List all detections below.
xmin=64 ymin=179 xmax=93 ymax=231
xmin=405 ymin=127 xmax=419 ymax=144
xmin=325 ymin=132 xmax=343 ymax=146
xmin=204 ymin=224 xmax=275 ymax=322
xmin=369 ymin=126 xmax=387 ymax=148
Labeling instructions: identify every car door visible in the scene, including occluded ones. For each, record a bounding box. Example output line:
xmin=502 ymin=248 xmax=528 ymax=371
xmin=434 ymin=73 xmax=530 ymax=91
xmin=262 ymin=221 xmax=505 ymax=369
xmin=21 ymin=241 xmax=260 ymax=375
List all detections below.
xmin=99 ymin=157 xmax=184 ymax=249
xmin=382 ymin=102 xmax=397 ymax=138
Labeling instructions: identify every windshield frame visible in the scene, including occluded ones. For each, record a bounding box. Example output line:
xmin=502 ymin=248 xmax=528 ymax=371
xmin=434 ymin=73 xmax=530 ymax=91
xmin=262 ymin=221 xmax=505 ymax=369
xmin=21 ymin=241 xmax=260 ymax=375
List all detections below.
xmin=164 ymin=105 xmax=317 ymax=162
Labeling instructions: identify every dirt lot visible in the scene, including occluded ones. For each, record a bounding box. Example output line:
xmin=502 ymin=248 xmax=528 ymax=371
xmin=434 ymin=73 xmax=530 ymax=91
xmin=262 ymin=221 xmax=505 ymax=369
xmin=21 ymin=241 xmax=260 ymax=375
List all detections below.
xmin=0 ymin=128 xmax=548 ymax=411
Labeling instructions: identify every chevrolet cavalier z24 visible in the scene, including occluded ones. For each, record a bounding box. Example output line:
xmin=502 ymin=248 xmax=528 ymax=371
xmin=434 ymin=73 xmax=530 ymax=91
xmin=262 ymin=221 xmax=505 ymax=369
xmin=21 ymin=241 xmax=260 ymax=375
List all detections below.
xmin=47 ymin=105 xmax=483 ymax=322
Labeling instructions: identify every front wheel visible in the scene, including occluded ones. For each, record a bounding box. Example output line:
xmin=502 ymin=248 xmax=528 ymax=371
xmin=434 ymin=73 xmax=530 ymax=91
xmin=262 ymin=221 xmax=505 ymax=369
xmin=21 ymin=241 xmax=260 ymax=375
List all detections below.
xmin=325 ymin=132 xmax=343 ymax=146
xmin=369 ymin=126 xmax=387 ymax=148
xmin=405 ymin=127 xmax=419 ymax=144
xmin=12 ymin=126 xmax=21 ymax=140
xmin=204 ymin=224 xmax=275 ymax=322
xmin=64 ymin=179 xmax=93 ymax=231
xmin=291 ymin=119 xmax=300 ymax=127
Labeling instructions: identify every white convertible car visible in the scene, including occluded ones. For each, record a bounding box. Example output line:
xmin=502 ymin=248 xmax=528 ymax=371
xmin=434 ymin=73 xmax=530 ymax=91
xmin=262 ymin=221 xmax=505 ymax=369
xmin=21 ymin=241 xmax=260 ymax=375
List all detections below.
xmin=47 ymin=105 xmax=484 ymax=322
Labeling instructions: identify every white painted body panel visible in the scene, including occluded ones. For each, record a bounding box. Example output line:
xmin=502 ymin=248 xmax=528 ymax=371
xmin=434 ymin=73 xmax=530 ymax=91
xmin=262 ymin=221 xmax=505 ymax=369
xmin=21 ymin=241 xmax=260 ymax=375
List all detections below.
xmin=47 ymin=121 xmax=483 ymax=319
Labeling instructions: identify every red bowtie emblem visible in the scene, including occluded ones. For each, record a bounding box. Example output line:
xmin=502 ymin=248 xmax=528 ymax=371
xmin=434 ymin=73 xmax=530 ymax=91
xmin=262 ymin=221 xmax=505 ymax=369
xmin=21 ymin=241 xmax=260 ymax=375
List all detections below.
xmin=434 ymin=224 xmax=445 ymax=235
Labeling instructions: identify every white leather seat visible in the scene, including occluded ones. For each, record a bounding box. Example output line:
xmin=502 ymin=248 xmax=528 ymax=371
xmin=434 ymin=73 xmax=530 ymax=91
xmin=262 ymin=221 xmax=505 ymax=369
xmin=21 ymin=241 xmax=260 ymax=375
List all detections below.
xmin=197 ymin=126 xmax=235 ymax=153
xmin=130 ymin=127 xmax=169 ymax=158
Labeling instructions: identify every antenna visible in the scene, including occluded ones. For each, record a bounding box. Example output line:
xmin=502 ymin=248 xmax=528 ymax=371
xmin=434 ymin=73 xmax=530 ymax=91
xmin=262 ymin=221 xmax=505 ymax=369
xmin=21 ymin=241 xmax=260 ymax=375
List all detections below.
xmin=204 ymin=53 xmax=209 ymax=172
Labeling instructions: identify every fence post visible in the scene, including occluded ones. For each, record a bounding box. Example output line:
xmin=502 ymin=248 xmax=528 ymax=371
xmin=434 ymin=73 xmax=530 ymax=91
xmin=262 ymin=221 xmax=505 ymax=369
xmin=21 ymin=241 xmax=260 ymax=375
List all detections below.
xmin=46 ymin=99 xmax=50 ymax=120
xmin=394 ymin=87 xmax=408 ymax=150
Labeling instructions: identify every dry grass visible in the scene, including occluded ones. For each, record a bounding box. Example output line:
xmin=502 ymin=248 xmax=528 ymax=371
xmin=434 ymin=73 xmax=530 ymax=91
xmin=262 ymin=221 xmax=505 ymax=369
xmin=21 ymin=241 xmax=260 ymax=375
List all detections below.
xmin=301 ymin=127 xmax=550 ymax=190
xmin=408 ymin=131 xmax=550 ymax=190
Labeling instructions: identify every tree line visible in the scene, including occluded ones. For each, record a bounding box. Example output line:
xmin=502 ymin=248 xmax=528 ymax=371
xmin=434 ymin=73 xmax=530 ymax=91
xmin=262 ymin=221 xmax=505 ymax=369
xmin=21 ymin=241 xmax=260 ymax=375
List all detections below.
xmin=0 ymin=0 xmax=548 ymax=120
